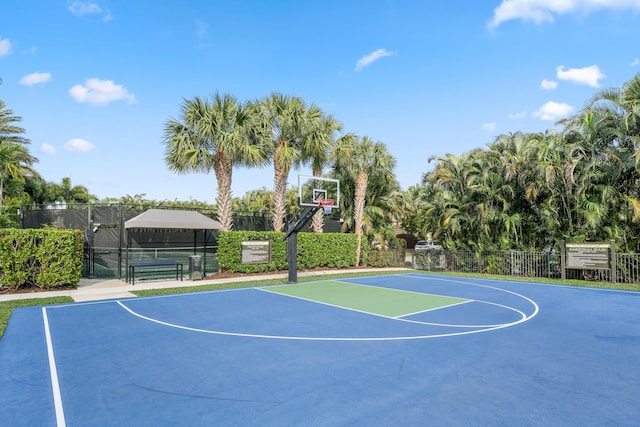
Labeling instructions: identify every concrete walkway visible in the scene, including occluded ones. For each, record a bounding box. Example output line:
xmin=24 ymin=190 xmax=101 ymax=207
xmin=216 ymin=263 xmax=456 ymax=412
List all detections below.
xmin=0 ymin=268 xmax=410 ymax=303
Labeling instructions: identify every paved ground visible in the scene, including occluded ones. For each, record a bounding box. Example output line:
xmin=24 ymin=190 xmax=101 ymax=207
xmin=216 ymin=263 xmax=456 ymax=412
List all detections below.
xmin=0 ymin=268 xmax=410 ymax=303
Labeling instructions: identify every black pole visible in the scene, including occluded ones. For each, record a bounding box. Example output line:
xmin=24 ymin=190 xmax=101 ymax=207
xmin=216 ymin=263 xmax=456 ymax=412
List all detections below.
xmin=287 ymin=230 xmax=298 ymax=284
xmin=283 ymin=206 xmax=320 ymax=285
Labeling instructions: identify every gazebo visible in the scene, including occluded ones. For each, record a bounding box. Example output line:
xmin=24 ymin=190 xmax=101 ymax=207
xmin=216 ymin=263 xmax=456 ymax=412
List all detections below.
xmin=124 ymin=209 xmax=222 ymax=278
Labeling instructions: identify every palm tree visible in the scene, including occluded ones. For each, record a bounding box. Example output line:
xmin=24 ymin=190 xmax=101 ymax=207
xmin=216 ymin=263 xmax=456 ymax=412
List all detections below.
xmin=23 ymin=175 xmax=50 ymax=205
xmin=408 ymin=73 xmax=640 ymax=252
xmin=333 ymin=133 xmax=396 ymax=264
xmin=232 ymin=187 xmax=274 ymax=215
xmin=0 ymin=142 xmax=39 ymax=210
xmin=589 ymin=72 xmax=640 ymax=138
xmin=47 ymin=177 xmax=95 ymax=204
xmin=256 ymin=93 xmax=325 ymax=232
xmin=0 ymin=100 xmax=29 ymax=146
xmin=163 ymin=93 xmax=267 ymax=231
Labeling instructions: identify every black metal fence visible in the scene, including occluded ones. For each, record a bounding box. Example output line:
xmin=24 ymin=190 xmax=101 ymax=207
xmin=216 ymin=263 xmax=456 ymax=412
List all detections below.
xmin=412 ymin=249 xmax=640 ymax=286
xmin=615 ymin=253 xmax=640 ymax=284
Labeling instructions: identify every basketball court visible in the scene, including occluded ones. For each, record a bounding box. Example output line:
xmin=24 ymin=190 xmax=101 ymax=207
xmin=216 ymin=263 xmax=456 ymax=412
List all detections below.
xmin=2 ymin=273 xmax=639 ymax=426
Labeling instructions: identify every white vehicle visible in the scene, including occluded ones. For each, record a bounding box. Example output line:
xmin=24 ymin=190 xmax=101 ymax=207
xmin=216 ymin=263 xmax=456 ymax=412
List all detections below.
xmin=415 ymin=240 xmax=442 ymax=250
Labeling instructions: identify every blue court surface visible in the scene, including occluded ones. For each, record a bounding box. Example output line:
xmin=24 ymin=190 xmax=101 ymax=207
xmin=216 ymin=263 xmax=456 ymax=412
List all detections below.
xmin=2 ymin=273 xmax=640 ymax=426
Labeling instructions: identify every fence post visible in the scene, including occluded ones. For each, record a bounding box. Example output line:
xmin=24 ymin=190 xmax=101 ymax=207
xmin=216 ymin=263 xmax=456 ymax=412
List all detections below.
xmin=560 ymin=240 xmax=566 ymax=280
xmin=546 ymin=251 xmax=550 ymax=278
xmin=610 ymin=239 xmax=617 ymax=284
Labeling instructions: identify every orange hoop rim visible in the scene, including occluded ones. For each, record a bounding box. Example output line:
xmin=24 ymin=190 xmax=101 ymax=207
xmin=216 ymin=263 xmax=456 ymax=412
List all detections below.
xmin=317 ymin=199 xmax=335 ymax=207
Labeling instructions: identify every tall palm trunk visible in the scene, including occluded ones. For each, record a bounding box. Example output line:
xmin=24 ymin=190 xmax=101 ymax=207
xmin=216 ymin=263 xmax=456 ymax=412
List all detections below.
xmin=273 ymin=149 xmax=289 ymax=232
xmin=213 ymin=154 xmax=234 ymax=231
xmin=354 ymin=172 xmax=368 ymax=265
xmin=311 ymin=167 xmax=324 ymax=233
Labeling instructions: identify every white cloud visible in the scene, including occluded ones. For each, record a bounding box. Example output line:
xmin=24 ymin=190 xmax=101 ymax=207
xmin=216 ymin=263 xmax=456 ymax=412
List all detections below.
xmin=489 ymin=0 xmax=640 ymax=29
xmin=483 ymin=122 xmax=497 ymax=131
xmin=556 ymin=65 xmax=605 ymax=87
xmin=64 ymin=138 xmax=95 ymax=152
xmin=19 ymin=72 xmax=52 ymax=87
xmin=41 ymin=143 xmax=57 ymax=154
xmin=68 ymin=2 xmax=112 ymax=22
xmin=355 ymin=48 xmax=394 ymax=72
xmin=541 ymin=79 xmax=558 ymax=90
xmin=632 ymin=58 xmax=640 ymax=67
xmin=22 ymin=46 xmax=37 ymax=55
xmin=69 ymin=78 xmax=137 ymax=105
xmin=508 ymin=111 xmax=527 ymax=119
xmin=533 ymin=101 xmax=574 ymax=121
xmin=68 ymin=1 xmax=101 ymax=15
xmin=0 ymin=37 xmax=11 ymax=56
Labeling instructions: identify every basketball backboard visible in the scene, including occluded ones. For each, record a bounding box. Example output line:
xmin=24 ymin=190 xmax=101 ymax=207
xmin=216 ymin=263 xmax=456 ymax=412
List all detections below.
xmin=298 ymin=174 xmax=340 ymax=210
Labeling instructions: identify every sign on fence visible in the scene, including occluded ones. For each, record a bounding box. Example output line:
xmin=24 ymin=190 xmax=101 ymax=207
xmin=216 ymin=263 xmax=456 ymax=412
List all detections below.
xmin=561 ymin=241 xmax=616 ymax=282
xmin=565 ymin=242 xmax=610 ymax=269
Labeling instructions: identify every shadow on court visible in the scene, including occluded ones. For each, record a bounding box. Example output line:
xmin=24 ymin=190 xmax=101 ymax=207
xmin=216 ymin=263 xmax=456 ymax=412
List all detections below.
xmin=1 ymin=274 xmax=640 ymax=426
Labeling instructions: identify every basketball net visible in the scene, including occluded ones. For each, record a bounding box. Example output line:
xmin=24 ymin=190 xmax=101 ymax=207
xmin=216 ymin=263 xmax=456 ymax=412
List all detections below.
xmin=317 ymin=199 xmax=335 ymax=215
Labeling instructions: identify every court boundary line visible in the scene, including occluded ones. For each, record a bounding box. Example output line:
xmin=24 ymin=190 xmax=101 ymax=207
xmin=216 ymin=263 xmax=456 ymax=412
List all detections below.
xmin=42 ymin=307 xmax=66 ymax=427
xmin=40 ymin=273 xmax=640 ymax=313
xmin=396 ymin=299 xmax=527 ymax=328
xmin=393 ymin=299 xmax=472 ymax=319
xmin=10 ymin=274 xmax=640 ymax=427
xmin=260 ymin=285 xmax=516 ymax=328
xmin=399 ymin=273 xmax=542 ymax=307
xmin=265 ymin=279 xmax=532 ymax=329
xmin=116 ymin=285 xmax=537 ymax=341
xmin=41 ymin=275 xmax=539 ymax=340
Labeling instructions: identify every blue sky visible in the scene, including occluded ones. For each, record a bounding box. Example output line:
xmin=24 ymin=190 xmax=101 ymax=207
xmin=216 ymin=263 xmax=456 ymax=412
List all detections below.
xmin=1 ymin=0 xmax=640 ymax=203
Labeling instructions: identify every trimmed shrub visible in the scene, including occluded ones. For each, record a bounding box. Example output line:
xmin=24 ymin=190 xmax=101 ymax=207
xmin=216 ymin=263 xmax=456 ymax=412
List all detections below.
xmin=298 ymin=233 xmax=358 ymax=268
xmin=364 ymin=250 xmax=398 ymax=267
xmin=216 ymin=231 xmax=287 ymax=274
xmin=0 ymin=229 xmax=83 ymax=290
xmin=217 ymin=231 xmax=358 ymax=273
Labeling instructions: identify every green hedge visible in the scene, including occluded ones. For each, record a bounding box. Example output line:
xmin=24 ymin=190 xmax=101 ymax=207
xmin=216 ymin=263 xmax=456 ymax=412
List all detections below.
xmin=364 ymin=249 xmax=403 ymax=267
xmin=217 ymin=231 xmax=358 ymax=273
xmin=298 ymin=233 xmax=358 ymax=268
xmin=0 ymin=229 xmax=84 ymax=290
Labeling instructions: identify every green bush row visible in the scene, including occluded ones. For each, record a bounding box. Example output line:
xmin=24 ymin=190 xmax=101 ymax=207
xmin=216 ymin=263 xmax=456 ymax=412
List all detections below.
xmin=0 ymin=229 xmax=84 ymax=290
xmin=217 ymin=231 xmax=358 ymax=273
xmin=363 ymin=248 xmax=406 ymax=267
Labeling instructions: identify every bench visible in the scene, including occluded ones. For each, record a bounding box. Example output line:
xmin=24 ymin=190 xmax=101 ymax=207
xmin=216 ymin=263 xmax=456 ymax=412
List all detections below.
xmin=127 ymin=259 xmax=183 ymax=285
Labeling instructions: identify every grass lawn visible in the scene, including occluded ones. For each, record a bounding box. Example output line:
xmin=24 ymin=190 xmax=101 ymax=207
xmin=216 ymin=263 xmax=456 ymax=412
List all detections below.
xmin=0 ymin=297 xmax=74 ymax=340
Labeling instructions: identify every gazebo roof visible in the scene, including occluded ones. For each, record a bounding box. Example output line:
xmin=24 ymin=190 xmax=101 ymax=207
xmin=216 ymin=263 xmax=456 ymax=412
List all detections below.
xmin=124 ymin=209 xmax=222 ymax=230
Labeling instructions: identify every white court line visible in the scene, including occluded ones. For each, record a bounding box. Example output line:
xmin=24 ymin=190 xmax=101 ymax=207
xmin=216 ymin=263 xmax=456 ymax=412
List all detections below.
xmin=42 ymin=307 xmax=66 ymax=427
xmin=261 ymin=281 xmax=474 ymax=320
xmin=273 ymin=278 xmax=533 ymax=329
xmin=395 ymin=299 xmax=527 ymax=328
xmin=265 ymin=289 xmax=509 ymax=329
xmin=117 ymin=295 xmax=537 ymax=341
xmin=396 ymin=299 xmax=472 ymax=319
xmin=259 ymin=287 xmax=427 ymax=321
xmin=400 ymin=273 xmax=540 ymax=311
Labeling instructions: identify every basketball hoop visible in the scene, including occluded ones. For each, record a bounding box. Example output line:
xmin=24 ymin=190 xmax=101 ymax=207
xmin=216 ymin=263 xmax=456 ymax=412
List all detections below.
xmin=317 ymin=199 xmax=335 ymax=215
